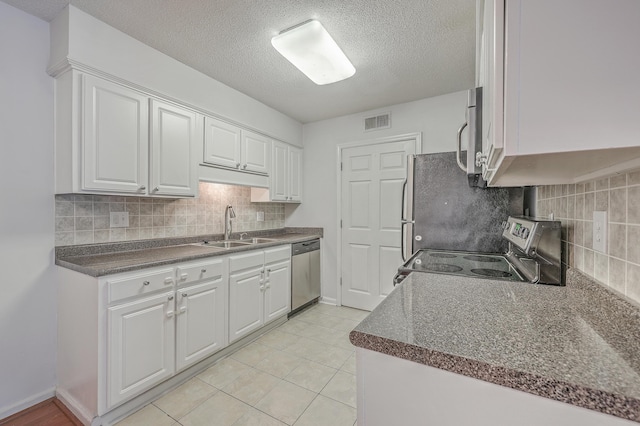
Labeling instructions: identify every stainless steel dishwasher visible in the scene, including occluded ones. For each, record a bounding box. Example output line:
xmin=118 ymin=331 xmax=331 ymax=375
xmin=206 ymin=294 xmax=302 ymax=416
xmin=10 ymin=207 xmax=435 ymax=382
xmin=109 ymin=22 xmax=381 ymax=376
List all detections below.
xmin=290 ymin=239 xmax=321 ymax=316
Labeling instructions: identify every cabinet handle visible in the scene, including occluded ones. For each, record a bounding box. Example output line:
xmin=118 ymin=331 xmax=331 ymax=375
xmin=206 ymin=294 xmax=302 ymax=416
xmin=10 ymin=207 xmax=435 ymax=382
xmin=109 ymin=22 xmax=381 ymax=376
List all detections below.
xmin=143 ymin=280 xmax=150 ymax=286
xmin=266 ymin=269 xmax=271 ymax=278
xmin=178 ymin=306 xmax=187 ymax=314
xmin=164 ymin=277 xmax=173 ymax=285
xmin=260 ymin=285 xmax=265 ymax=292
xmin=236 ymin=163 xmax=241 ymax=169
xmin=153 ymin=187 xmax=159 ymax=192
xmin=168 ymin=296 xmax=174 ymax=301
xmin=182 ymin=293 xmax=188 ymax=297
xmin=180 ymin=273 xmax=188 ymax=281
xmin=166 ymin=311 xmax=174 ymax=318
xmin=139 ymin=185 xmax=146 ymax=191
xmin=201 ymin=268 xmax=207 ymax=273
xmin=243 ymin=164 xmax=247 ymax=169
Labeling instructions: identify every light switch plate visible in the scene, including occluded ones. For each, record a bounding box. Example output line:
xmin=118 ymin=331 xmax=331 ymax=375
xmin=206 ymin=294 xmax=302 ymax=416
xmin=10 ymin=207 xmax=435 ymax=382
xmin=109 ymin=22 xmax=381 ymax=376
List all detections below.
xmin=593 ymin=211 xmax=607 ymax=253
xmin=256 ymin=211 xmax=264 ymax=222
xmin=110 ymin=212 xmax=129 ymax=228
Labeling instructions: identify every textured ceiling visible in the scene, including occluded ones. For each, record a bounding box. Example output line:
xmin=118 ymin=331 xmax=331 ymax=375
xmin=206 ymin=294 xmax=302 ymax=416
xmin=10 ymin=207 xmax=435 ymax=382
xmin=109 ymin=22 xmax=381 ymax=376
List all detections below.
xmin=3 ymin=0 xmax=476 ymax=123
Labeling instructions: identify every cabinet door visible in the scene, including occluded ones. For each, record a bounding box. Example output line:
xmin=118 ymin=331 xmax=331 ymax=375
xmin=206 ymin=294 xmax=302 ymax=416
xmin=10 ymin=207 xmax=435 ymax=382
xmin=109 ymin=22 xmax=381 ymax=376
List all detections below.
xmin=82 ymin=74 xmax=148 ymax=193
xmin=176 ymin=279 xmax=227 ymax=371
xmin=242 ymin=130 xmax=270 ymax=174
xmin=150 ymin=100 xmax=198 ymax=197
xmin=228 ymin=267 xmax=264 ymax=342
xmin=107 ymin=291 xmax=175 ymax=408
xmin=264 ymin=260 xmax=291 ymax=323
xmin=480 ymin=0 xmax=505 ymax=180
xmin=203 ymin=117 xmax=242 ymax=169
xmin=289 ymin=147 xmax=303 ymax=202
xmin=270 ymin=142 xmax=289 ymax=201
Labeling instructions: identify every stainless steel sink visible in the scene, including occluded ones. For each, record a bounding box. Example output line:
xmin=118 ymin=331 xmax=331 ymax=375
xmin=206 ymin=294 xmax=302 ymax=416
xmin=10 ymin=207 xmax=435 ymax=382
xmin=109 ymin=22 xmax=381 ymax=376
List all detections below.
xmin=195 ymin=241 xmax=253 ymax=249
xmin=242 ymin=237 xmax=278 ymax=244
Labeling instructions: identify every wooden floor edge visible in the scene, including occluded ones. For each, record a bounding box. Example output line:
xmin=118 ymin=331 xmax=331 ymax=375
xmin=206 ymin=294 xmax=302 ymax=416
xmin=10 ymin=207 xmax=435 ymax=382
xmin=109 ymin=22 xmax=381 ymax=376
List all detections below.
xmin=52 ymin=398 xmax=84 ymax=426
xmin=0 ymin=397 xmax=83 ymax=426
xmin=0 ymin=398 xmax=56 ymax=425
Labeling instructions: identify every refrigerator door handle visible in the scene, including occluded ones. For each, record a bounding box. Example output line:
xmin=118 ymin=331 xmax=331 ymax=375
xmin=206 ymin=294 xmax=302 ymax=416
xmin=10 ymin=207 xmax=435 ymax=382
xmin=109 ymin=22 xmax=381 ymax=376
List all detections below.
xmin=456 ymin=121 xmax=468 ymax=172
xmin=401 ymin=155 xmax=415 ymax=261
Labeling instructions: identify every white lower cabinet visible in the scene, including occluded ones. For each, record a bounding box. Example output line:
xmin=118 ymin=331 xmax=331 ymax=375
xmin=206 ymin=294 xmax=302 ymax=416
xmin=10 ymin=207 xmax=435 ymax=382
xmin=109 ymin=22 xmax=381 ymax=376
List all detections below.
xmin=264 ymin=259 xmax=291 ymax=323
xmin=176 ymin=259 xmax=227 ymax=371
xmin=57 ymin=245 xmax=293 ymax=424
xmin=108 ymin=291 xmax=176 ymax=408
xmin=229 ymin=246 xmax=291 ymax=343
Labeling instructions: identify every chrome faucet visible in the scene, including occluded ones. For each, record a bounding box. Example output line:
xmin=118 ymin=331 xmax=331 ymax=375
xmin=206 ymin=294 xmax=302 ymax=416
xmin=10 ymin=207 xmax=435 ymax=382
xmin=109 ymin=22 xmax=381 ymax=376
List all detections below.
xmin=224 ymin=205 xmax=236 ymax=240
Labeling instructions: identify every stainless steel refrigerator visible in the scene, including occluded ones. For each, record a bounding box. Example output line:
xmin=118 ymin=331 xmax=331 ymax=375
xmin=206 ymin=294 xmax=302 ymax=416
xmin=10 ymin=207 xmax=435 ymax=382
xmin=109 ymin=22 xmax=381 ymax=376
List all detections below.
xmin=401 ymin=152 xmax=524 ymax=261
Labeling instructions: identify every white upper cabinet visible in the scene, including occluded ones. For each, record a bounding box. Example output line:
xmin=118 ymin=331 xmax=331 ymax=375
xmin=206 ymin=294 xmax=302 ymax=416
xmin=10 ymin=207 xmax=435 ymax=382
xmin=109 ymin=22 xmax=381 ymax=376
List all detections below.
xmin=55 ymin=71 xmax=198 ymax=197
xmin=270 ymin=142 xmax=289 ymax=201
xmin=82 ymin=74 xmax=149 ymax=194
xmin=150 ymin=100 xmax=198 ymax=197
xmin=478 ymin=0 xmax=640 ymax=186
xmin=242 ymin=130 xmax=270 ymax=174
xmin=288 ymin=147 xmax=303 ymax=202
xmin=203 ymin=117 xmax=270 ymax=175
xmin=251 ymin=141 xmax=303 ymax=203
xmin=203 ymin=117 xmax=242 ymax=169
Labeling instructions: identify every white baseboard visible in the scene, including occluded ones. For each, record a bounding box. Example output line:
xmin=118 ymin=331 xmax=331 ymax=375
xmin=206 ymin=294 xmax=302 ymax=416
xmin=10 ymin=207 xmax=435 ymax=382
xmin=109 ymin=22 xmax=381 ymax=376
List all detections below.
xmin=56 ymin=388 xmax=93 ymax=426
xmin=0 ymin=387 xmax=56 ymax=420
xmin=320 ymin=297 xmax=337 ymax=305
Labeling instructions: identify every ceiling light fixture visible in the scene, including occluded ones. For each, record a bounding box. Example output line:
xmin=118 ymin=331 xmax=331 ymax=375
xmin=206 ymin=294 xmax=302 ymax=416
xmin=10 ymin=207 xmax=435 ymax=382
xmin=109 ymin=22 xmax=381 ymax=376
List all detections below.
xmin=271 ymin=20 xmax=356 ymax=85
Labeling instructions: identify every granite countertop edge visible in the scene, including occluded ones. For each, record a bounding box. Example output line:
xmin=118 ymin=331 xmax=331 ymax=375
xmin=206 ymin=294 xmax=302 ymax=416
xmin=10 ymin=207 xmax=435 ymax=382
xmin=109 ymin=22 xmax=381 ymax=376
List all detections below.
xmin=56 ymin=227 xmax=322 ymax=277
xmin=349 ymin=330 xmax=640 ymax=422
xmin=349 ymin=268 xmax=640 ymax=423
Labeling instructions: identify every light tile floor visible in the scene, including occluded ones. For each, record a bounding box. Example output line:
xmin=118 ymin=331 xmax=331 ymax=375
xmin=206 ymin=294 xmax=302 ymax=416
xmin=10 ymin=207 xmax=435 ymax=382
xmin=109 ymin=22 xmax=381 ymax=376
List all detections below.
xmin=116 ymin=304 xmax=368 ymax=426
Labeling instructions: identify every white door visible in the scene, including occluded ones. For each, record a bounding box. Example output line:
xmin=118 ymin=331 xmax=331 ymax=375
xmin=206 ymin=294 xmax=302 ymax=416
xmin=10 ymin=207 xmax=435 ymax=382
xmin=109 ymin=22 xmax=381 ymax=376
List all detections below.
xmin=82 ymin=74 xmax=148 ymax=193
xmin=228 ymin=267 xmax=264 ymax=343
xmin=203 ymin=117 xmax=242 ymax=169
xmin=340 ymin=139 xmax=416 ymax=311
xmin=264 ymin=260 xmax=291 ymax=323
xmin=242 ymin=130 xmax=270 ymax=174
xmin=150 ymin=100 xmax=198 ymax=197
xmin=107 ymin=291 xmax=175 ymax=408
xmin=176 ymin=279 xmax=227 ymax=371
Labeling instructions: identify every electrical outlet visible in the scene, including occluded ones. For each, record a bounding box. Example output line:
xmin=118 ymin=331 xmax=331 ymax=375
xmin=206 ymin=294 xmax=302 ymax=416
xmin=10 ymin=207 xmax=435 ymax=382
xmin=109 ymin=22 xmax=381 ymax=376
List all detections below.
xmin=593 ymin=211 xmax=607 ymax=253
xmin=256 ymin=211 xmax=265 ymax=222
xmin=110 ymin=212 xmax=129 ymax=228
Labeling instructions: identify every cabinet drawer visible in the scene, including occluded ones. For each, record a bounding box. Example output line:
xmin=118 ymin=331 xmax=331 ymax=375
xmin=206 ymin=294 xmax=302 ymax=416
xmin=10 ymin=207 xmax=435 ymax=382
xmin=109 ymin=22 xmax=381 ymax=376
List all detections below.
xmin=107 ymin=268 xmax=175 ymax=303
xmin=265 ymin=245 xmax=290 ymax=264
xmin=176 ymin=258 xmax=224 ymax=286
xmin=229 ymin=251 xmax=264 ymax=273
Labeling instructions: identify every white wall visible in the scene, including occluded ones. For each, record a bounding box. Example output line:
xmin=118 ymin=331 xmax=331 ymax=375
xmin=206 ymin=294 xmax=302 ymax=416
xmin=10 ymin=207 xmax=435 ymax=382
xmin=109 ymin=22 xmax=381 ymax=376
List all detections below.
xmin=286 ymin=91 xmax=468 ymax=303
xmin=49 ymin=6 xmax=303 ymax=147
xmin=0 ymin=2 xmax=57 ymax=418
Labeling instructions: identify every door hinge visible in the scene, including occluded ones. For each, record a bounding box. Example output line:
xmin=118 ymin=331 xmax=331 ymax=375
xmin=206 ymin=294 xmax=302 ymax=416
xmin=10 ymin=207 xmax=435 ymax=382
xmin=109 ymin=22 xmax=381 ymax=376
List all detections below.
xmin=340 ymin=277 xmax=343 ymax=286
xmin=340 ymin=162 xmax=343 ymax=171
xmin=340 ymin=220 xmax=342 ymax=228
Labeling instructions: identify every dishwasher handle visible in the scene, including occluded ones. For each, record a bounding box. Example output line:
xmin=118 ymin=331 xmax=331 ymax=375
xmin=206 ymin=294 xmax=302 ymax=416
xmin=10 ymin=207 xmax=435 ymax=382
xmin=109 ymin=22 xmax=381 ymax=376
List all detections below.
xmin=292 ymin=239 xmax=320 ymax=255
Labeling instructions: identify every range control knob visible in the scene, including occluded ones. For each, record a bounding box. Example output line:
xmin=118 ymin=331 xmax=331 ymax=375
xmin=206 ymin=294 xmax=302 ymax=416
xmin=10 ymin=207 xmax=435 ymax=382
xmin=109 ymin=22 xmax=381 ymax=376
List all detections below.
xmin=522 ymin=228 xmax=530 ymax=239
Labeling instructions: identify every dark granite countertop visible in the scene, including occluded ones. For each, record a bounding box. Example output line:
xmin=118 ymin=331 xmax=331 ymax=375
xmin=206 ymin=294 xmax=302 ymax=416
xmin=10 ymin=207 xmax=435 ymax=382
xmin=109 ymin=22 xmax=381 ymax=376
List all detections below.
xmin=349 ymin=269 xmax=640 ymax=423
xmin=56 ymin=228 xmax=322 ymax=277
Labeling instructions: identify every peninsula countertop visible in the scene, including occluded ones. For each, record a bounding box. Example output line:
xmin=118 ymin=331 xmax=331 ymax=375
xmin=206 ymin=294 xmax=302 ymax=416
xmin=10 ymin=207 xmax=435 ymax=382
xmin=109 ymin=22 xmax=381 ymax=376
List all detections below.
xmin=56 ymin=228 xmax=322 ymax=277
xmin=349 ymin=269 xmax=640 ymax=423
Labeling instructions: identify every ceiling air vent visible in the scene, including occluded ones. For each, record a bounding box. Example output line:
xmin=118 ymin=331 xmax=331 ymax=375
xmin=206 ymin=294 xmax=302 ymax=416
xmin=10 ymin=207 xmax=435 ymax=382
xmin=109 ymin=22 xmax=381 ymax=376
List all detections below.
xmin=364 ymin=113 xmax=391 ymax=132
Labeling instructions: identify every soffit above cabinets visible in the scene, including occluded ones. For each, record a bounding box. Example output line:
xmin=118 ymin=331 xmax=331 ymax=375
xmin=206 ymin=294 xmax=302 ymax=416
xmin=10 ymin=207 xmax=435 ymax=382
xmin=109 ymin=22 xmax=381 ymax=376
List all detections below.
xmin=2 ymin=0 xmax=476 ymax=123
